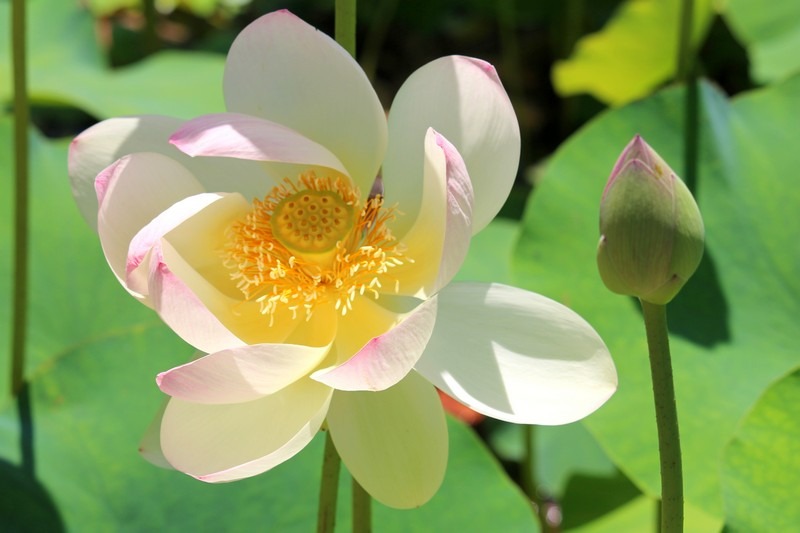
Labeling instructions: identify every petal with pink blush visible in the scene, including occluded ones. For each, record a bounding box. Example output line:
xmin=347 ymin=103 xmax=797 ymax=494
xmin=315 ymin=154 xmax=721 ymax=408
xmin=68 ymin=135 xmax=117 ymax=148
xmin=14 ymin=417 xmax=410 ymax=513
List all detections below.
xmin=383 ymin=55 xmax=520 ymax=236
xmin=312 ymin=296 xmax=437 ymax=391
xmin=68 ymin=115 xmax=271 ymax=229
xmin=148 ymin=244 xmax=247 ymax=354
xmin=392 ymin=129 xmax=473 ymax=298
xmin=160 ymin=377 xmax=332 ymax=483
xmin=431 ymin=132 xmax=473 ymax=292
xmin=96 ymin=152 xmax=205 ymax=297
xmin=327 ymin=371 xmax=447 ymax=509
xmin=126 ymin=192 xmax=232 ymax=298
xmin=170 ymin=113 xmax=349 ymax=177
xmin=157 ymin=339 xmax=333 ymax=404
xmin=415 ymin=283 xmax=618 ymax=425
xmin=69 ymin=115 xmax=185 ymax=229
xmin=223 ymin=11 xmax=386 ymax=192
xmin=156 ymin=236 xmax=307 ymax=347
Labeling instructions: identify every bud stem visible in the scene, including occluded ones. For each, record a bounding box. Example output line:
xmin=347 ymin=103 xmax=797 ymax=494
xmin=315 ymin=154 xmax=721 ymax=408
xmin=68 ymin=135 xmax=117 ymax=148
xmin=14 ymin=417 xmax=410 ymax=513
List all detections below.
xmin=641 ymin=300 xmax=683 ymax=532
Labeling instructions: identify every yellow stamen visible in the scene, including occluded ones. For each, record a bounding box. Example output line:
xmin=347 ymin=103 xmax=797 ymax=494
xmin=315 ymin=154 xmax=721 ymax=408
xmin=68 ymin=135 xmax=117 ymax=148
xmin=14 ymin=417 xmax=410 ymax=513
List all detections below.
xmin=222 ymin=171 xmax=407 ymax=322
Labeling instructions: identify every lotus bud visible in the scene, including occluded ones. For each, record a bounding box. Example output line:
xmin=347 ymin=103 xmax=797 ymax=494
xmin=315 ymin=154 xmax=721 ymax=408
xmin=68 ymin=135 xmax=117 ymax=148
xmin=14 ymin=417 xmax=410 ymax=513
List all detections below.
xmin=597 ymin=135 xmax=704 ymax=305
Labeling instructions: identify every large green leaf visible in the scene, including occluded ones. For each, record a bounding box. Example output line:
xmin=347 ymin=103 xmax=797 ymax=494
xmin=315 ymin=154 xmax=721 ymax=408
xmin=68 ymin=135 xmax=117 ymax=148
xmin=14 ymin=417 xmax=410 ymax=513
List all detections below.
xmin=721 ymin=368 xmax=800 ymax=532
xmin=724 ymin=0 xmax=800 ymax=84
xmin=513 ymin=76 xmax=800 ymax=528
xmin=0 ymin=0 xmax=225 ymax=119
xmin=0 ymin=120 xmax=538 ymax=530
xmin=552 ymin=0 xmax=714 ymax=106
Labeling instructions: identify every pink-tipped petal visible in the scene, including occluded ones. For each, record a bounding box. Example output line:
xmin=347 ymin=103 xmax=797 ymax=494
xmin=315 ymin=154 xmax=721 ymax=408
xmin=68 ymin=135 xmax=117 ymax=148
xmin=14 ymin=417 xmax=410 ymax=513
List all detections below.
xmin=148 ymin=243 xmax=247 ymax=354
xmin=160 ymin=378 xmax=332 ymax=482
xmin=156 ymin=234 xmax=306 ymax=348
xmin=69 ymin=115 xmax=270 ymax=229
xmin=393 ymin=129 xmax=473 ymax=297
xmin=96 ymin=153 xmax=205 ymax=297
xmin=383 ymin=56 xmax=520 ymax=236
xmin=312 ymin=296 xmax=437 ymax=391
xmin=327 ymin=371 xmax=447 ymax=509
xmin=169 ymin=113 xmax=349 ymax=177
xmin=126 ymin=192 xmax=228 ymax=298
xmin=415 ymin=283 xmax=617 ymax=425
xmin=432 ymin=132 xmax=473 ymax=291
xmin=69 ymin=115 xmax=186 ymax=229
xmin=223 ymin=11 xmax=386 ymax=192
xmin=158 ymin=341 xmax=332 ymax=404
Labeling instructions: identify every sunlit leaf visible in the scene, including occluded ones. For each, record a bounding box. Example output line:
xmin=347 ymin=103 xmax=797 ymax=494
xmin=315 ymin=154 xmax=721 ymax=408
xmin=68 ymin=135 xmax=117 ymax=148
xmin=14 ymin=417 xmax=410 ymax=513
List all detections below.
xmin=552 ymin=0 xmax=714 ymax=106
xmin=513 ymin=76 xmax=800 ymax=528
xmin=724 ymin=0 xmax=800 ymax=84
xmin=721 ymin=368 xmax=800 ymax=532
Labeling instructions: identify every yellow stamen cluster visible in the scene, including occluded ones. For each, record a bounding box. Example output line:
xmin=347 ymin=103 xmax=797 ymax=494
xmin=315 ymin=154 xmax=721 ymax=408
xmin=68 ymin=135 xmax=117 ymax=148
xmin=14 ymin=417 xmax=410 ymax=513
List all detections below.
xmin=222 ymin=172 xmax=408 ymax=322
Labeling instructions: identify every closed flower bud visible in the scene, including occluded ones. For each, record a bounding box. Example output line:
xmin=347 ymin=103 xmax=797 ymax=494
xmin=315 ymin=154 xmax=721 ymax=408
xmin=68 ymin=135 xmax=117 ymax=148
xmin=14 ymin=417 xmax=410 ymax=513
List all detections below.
xmin=597 ymin=135 xmax=704 ymax=305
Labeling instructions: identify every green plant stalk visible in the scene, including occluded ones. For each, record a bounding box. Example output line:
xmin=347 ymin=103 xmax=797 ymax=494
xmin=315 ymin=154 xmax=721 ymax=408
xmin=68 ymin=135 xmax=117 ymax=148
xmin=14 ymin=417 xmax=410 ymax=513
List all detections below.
xmin=11 ymin=0 xmax=30 ymax=398
xmin=317 ymin=432 xmax=341 ymax=533
xmin=521 ymin=425 xmax=551 ymax=531
xmin=142 ymin=0 xmax=160 ymax=55
xmin=352 ymin=476 xmax=372 ymax=533
xmin=676 ymin=0 xmax=699 ymax=194
xmin=335 ymin=0 xmax=357 ymax=57
xmin=641 ymin=301 xmax=683 ymax=533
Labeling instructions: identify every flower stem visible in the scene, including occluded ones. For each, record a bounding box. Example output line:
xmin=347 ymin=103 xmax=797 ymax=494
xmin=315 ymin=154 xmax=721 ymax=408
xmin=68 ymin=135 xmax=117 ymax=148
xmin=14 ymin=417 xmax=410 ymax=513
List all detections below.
xmin=640 ymin=300 xmax=683 ymax=533
xmin=317 ymin=432 xmax=341 ymax=533
xmin=11 ymin=0 xmax=30 ymax=398
xmin=335 ymin=0 xmax=357 ymax=58
xmin=521 ymin=425 xmax=551 ymax=531
xmin=352 ymin=476 xmax=372 ymax=533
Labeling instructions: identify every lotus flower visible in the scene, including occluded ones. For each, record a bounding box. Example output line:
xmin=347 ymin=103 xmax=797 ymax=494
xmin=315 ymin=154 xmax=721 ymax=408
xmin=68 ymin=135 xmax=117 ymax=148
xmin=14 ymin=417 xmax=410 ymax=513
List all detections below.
xmin=68 ymin=10 xmax=617 ymax=509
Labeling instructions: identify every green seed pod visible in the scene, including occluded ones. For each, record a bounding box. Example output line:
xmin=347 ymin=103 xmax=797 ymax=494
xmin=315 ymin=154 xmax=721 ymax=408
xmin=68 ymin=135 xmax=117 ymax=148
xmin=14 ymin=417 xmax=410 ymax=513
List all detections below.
xmin=597 ymin=135 xmax=704 ymax=305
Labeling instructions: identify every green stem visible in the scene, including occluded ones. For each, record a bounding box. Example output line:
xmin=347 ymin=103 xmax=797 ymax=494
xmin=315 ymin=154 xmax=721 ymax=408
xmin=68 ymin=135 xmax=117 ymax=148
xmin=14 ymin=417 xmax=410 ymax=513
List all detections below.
xmin=352 ymin=476 xmax=372 ymax=533
xmin=142 ymin=0 xmax=159 ymax=55
xmin=317 ymin=432 xmax=341 ymax=533
xmin=640 ymin=301 xmax=683 ymax=533
xmin=11 ymin=0 xmax=30 ymax=398
xmin=676 ymin=0 xmax=699 ymax=194
xmin=675 ymin=0 xmax=694 ymax=84
xmin=521 ymin=424 xmax=535 ymax=499
xmin=521 ymin=425 xmax=549 ymax=530
xmin=335 ymin=0 xmax=357 ymax=58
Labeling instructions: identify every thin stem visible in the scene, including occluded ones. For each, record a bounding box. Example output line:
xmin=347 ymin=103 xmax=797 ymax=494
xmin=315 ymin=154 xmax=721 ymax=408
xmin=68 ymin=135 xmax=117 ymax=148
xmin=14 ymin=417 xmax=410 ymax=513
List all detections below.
xmin=142 ymin=0 xmax=160 ymax=55
xmin=675 ymin=0 xmax=694 ymax=83
xmin=335 ymin=0 xmax=357 ymax=58
xmin=360 ymin=0 xmax=398 ymax=81
xmin=521 ymin=424 xmax=535 ymax=499
xmin=640 ymin=301 xmax=683 ymax=533
xmin=317 ymin=432 xmax=341 ymax=533
xmin=351 ymin=476 xmax=372 ymax=533
xmin=676 ymin=0 xmax=699 ymax=194
xmin=11 ymin=0 xmax=30 ymax=398
xmin=521 ymin=425 xmax=550 ymax=531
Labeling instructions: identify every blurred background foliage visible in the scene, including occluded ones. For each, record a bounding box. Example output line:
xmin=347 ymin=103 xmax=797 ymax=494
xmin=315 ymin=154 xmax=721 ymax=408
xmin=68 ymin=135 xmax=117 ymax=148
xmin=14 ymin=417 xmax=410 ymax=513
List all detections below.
xmin=2 ymin=0 xmax=799 ymax=531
